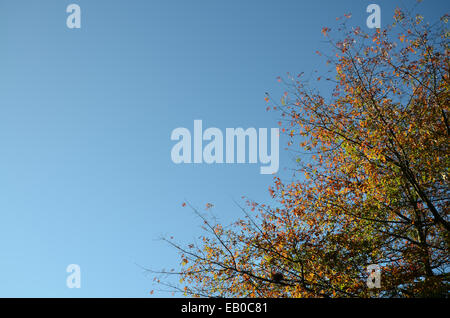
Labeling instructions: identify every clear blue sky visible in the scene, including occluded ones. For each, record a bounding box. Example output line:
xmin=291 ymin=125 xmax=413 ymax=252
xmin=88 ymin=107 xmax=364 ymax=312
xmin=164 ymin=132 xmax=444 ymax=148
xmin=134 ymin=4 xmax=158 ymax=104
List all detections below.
xmin=0 ymin=0 xmax=447 ymax=297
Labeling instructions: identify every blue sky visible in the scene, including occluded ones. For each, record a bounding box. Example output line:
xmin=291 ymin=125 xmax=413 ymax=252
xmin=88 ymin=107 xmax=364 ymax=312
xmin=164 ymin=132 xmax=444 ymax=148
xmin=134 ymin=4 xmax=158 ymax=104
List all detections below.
xmin=0 ymin=0 xmax=447 ymax=297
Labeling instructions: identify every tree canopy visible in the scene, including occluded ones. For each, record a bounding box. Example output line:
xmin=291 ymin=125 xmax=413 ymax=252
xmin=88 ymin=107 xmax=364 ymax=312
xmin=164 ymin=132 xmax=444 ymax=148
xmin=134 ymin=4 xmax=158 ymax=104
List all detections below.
xmin=153 ymin=8 xmax=449 ymax=298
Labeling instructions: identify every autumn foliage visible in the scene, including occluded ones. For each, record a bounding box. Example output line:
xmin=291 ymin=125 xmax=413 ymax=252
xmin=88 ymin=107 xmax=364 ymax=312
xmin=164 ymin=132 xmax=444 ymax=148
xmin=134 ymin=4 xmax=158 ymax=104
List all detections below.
xmin=154 ymin=8 xmax=449 ymax=297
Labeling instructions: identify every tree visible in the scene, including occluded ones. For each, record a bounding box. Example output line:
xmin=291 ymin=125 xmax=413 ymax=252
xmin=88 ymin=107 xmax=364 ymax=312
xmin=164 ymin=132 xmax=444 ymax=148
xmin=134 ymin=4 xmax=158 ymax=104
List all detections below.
xmin=152 ymin=8 xmax=449 ymax=298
